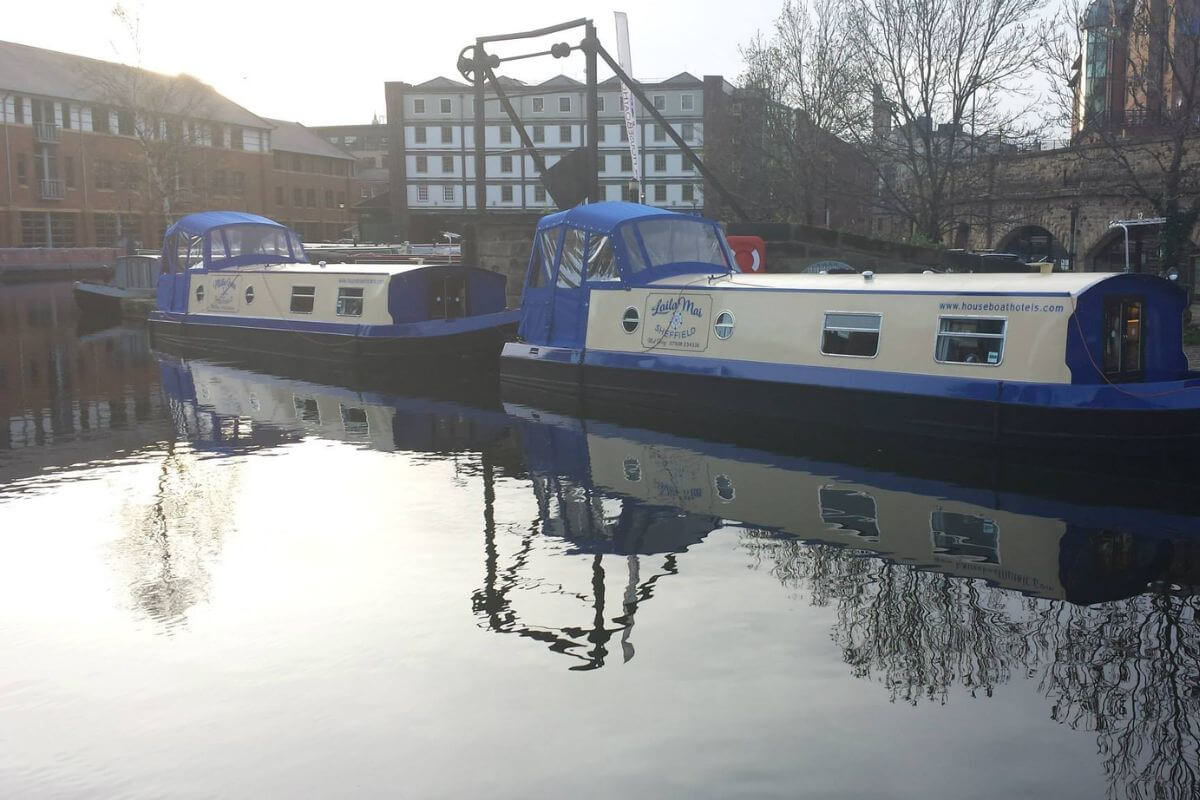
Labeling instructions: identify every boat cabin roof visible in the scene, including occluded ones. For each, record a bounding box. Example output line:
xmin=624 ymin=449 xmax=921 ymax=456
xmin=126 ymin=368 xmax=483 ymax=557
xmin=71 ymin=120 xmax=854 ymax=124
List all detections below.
xmin=686 ymin=270 xmax=1124 ymax=298
xmin=162 ymin=211 xmax=308 ymax=273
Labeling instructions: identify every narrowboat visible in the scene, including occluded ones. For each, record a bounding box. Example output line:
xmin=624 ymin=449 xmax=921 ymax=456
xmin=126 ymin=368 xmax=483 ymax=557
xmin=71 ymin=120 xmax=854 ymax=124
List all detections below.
xmin=73 ymin=254 xmax=163 ymax=318
xmin=148 ymin=212 xmax=518 ymax=363
xmin=500 ymin=202 xmax=1200 ymax=451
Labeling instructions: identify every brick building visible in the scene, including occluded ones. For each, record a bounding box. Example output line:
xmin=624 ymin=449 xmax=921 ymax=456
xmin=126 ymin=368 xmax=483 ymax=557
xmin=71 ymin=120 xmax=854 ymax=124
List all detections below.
xmin=0 ymin=40 xmax=358 ymax=248
xmin=265 ymin=119 xmax=357 ymax=242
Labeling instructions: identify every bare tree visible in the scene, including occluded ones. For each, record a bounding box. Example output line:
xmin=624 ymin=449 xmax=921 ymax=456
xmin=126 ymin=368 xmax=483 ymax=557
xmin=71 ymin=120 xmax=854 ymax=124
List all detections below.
xmin=848 ymin=0 xmax=1045 ymax=243
xmin=1038 ymin=0 xmax=1200 ymax=274
xmin=87 ymin=4 xmax=213 ymax=233
xmin=733 ymin=0 xmax=873 ymax=227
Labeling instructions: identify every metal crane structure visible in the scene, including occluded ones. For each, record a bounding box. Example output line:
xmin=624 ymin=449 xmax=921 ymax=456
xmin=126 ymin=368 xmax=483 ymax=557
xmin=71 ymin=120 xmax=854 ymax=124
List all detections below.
xmin=456 ymin=18 xmax=748 ymax=220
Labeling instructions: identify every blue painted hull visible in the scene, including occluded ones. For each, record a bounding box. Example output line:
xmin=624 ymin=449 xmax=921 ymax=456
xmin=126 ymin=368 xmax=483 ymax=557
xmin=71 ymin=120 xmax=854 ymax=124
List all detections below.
xmin=149 ymin=309 xmax=519 ymax=364
xmin=500 ymin=344 xmax=1200 ymax=452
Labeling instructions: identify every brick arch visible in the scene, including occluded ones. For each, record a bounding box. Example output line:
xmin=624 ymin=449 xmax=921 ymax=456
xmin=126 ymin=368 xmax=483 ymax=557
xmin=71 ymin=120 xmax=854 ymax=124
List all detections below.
xmin=995 ymin=224 xmax=1069 ymax=264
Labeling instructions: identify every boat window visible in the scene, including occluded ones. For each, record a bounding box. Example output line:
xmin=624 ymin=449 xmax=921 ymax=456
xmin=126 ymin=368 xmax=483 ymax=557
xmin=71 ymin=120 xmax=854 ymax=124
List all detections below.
xmin=931 ymin=510 xmax=999 ymax=564
xmin=293 ymin=395 xmax=320 ymax=423
xmin=634 ymin=219 xmax=728 ymax=269
xmin=935 ymin=317 xmax=1006 ymax=365
xmin=176 ymin=234 xmax=204 ymax=269
xmin=585 ymin=234 xmax=619 ymax=281
xmin=224 ymin=225 xmax=289 ymax=260
xmin=1103 ymin=298 xmax=1144 ymax=378
xmin=557 ymin=228 xmax=586 ymax=289
xmin=290 ymin=285 xmax=316 ymax=314
xmin=531 ymin=227 xmax=560 ymax=288
xmin=620 ymin=226 xmax=649 ymax=273
xmin=819 ymin=487 xmax=880 ymax=541
xmin=288 ymin=231 xmax=307 ymax=262
xmin=340 ymin=404 xmax=369 ymax=435
xmin=337 ymin=287 xmax=364 ymax=316
xmin=821 ymin=312 xmax=881 ymax=357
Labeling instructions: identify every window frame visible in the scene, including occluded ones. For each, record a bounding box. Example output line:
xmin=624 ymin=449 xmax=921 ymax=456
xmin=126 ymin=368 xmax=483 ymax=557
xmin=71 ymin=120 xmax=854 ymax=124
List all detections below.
xmin=934 ymin=315 xmax=1007 ymax=367
xmin=336 ymin=286 xmax=364 ymax=317
xmin=439 ymin=97 xmax=452 ymax=114
xmin=558 ymin=96 xmax=571 ymax=112
xmin=290 ymin=285 xmax=317 ymax=314
xmin=413 ymin=98 xmax=426 ymax=114
xmin=820 ymin=311 xmax=883 ymax=359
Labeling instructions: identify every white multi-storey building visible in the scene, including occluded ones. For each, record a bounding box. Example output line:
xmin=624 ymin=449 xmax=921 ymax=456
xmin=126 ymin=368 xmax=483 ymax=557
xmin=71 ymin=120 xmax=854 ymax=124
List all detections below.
xmin=384 ymin=72 xmax=712 ymax=223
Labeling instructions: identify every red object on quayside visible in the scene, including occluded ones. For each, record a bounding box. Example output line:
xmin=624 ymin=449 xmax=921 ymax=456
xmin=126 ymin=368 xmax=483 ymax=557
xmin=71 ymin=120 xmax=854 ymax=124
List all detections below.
xmin=727 ymin=235 xmax=766 ymax=273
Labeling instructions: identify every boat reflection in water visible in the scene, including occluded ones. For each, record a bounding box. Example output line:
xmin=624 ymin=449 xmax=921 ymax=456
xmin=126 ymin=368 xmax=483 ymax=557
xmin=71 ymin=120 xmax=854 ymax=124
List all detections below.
xmin=153 ymin=354 xmax=1199 ymax=799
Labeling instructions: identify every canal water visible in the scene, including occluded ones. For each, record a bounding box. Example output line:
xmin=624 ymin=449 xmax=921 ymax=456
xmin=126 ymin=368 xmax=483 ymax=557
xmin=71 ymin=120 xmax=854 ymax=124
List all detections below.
xmin=2 ymin=282 xmax=1198 ymax=799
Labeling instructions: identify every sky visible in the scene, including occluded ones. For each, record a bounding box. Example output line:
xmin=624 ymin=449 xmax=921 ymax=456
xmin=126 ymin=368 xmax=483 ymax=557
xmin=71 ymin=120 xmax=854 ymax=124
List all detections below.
xmin=5 ymin=0 xmax=784 ymax=126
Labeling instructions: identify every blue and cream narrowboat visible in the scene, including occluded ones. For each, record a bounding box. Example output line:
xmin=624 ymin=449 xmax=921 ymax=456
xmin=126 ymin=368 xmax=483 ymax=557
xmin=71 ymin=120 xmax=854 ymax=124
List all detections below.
xmin=500 ymin=202 xmax=1200 ymax=450
xmin=148 ymin=212 xmax=518 ymax=362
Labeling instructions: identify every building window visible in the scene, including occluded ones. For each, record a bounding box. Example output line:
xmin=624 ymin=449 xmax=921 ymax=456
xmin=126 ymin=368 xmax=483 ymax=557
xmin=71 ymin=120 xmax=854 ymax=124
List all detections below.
xmin=653 ymin=184 xmax=666 ymax=202
xmin=533 ymin=125 xmax=544 ymax=143
xmin=443 ymin=185 xmax=454 ymax=202
xmin=680 ymin=152 xmax=694 ymax=172
xmin=681 ymin=94 xmax=694 ymax=111
xmin=559 ymin=96 xmax=571 ymax=112
xmin=290 ymin=285 xmax=316 ymax=314
xmin=597 ymin=95 xmax=606 ymax=112
xmin=499 ymin=125 xmax=512 ymax=143
xmin=442 ymin=155 xmax=454 ymax=173
xmin=306 ymin=188 xmax=316 ymax=207
xmin=413 ymin=98 xmax=425 ymax=113
xmin=337 ymin=191 xmax=345 ymax=205
xmin=653 ymin=94 xmax=665 ymax=110
xmin=654 ymin=124 xmax=665 ymax=142
xmin=441 ymin=125 xmax=452 ymax=144
xmin=291 ymin=153 xmax=303 ymax=171
xmin=117 ymin=110 xmax=134 ymax=136
xmin=95 ymin=159 xmax=112 ymax=190
xmin=654 ymin=154 xmax=666 ymax=172
xmin=535 ymin=185 xmax=546 ymax=202
xmin=231 ymin=128 xmax=243 ymax=149
xmin=620 ymin=125 xmax=628 ymax=142
xmin=12 ymin=96 xmax=25 ymax=124
xmin=414 ymin=126 xmax=427 ymax=143
xmin=92 ymin=105 xmax=109 ymax=134
xmin=336 ymin=287 xmax=364 ymax=316
xmin=417 ymin=185 xmax=429 ymax=202
xmin=682 ymin=122 xmax=694 ymax=141
xmin=935 ymin=317 xmax=1006 ymax=365
xmin=532 ymin=97 xmax=544 ymax=112
xmin=415 ymin=155 xmax=428 ymax=172
xmin=501 ymin=185 xmax=513 ymax=202
xmin=559 ymin=125 xmax=572 ymax=143
xmin=620 ymin=153 xmax=633 ymax=172
xmin=212 ymin=170 xmax=227 ymax=193
xmin=325 ymin=189 xmax=334 ymax=207
xmin=501 ymin=155 xmax=513 ymax=173
xmin=822 ymin=312 xmax=882 ymax=358
xmin=440 ymin=98 xmax=451 ymax=113
xmin=16 ymin=153 xmax=28 ymax=186
xmin=293 ymin=187 xmax=303 ymax=205
xmin=275 ymin=186 xmax=284 ymax=205
xmin=682 ymin=183 xmax=695 ymax=203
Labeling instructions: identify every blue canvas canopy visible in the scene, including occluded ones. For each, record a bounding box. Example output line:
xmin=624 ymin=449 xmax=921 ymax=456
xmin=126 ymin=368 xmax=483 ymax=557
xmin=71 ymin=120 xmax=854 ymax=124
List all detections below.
xmin=535 ymin=201 xmax=684 ymax=236
xmin=162 ymin=211 xmax=307 ymax=272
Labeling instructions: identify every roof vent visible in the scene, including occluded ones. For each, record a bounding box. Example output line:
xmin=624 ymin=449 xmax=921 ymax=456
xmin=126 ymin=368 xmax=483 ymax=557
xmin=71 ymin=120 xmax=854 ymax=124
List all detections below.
xmin=863 ymin=270 xmax=875 ymax=281
xmin=319 ymin=260 xmax=327 ymax=268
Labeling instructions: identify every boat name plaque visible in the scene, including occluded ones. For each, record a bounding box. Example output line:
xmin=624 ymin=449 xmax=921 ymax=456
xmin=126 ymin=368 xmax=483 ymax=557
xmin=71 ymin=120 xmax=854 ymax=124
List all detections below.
xmin=209 ymin=276 xmax=239 ymax=312
xmin=642 ymin=293 xmax=712 ymax=352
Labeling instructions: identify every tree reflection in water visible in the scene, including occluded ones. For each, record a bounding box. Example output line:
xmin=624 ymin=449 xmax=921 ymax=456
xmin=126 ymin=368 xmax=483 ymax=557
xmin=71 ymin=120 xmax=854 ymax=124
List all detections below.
xmin=742 ymin=532 xmax=1200 ymax=800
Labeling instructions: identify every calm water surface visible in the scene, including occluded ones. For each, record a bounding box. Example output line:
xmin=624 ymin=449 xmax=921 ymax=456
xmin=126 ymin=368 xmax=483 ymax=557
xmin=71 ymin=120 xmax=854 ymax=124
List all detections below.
xmin=2 ymin=282 xmax=1198 ymax=799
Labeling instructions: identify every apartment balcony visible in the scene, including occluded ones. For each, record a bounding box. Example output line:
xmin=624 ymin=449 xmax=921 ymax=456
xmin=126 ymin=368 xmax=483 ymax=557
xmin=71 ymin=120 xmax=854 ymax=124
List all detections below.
xmin=34 ymin=122 xmax=60 ymax=144
xmin=38 ymin=178 xmax=65 ymax=200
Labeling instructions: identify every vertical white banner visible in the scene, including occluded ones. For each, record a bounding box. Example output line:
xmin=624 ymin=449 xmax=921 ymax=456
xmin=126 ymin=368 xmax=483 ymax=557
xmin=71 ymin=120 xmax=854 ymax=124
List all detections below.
xmin=614 ymin=11 xmax=642 ymax=200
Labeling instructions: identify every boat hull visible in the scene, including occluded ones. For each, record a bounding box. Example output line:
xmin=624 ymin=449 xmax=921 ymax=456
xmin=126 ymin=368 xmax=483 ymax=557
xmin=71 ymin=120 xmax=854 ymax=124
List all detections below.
xmin=149 ymin=310 xmax=518 ymax=365
xmin=500 ymin=344 xmax=1200 ymax=454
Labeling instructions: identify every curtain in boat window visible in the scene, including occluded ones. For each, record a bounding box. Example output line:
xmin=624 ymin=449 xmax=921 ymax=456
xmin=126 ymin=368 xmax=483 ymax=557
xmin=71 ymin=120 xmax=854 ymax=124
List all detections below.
xmin=557 ymin=228 xmax=586 ymax=289
xmin=635 ymin=219 xmax=727 ymax=268
xmin=585 ymin=234 xmax=619 ymax=281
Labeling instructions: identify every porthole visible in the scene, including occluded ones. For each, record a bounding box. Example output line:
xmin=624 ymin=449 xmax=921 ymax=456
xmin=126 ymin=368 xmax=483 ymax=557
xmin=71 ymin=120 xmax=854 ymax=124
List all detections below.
xmin=714 ymin=310 xmax=735 ymax=340
xmin=714 ymin=473 xmax=735 ymax=502
xmin=621 ymin=306 xmax=640 ymax=334
xmin=195 ymin=284 xmax=205 ymax=302
xmin=245 ymin=285 xmax=255 ymax=305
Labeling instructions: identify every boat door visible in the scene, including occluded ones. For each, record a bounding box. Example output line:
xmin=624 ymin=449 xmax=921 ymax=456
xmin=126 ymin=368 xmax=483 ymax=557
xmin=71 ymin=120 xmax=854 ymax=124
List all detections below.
xmin=428 ymin=272 xmax=468 ymax=319
xmin=518 ymin=226 xmax=561 ymax=344
xmin=547 ymin=228 xmax=588 ymax=349
xmin=1103 ymin=297 xmax=1145 ymax=380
